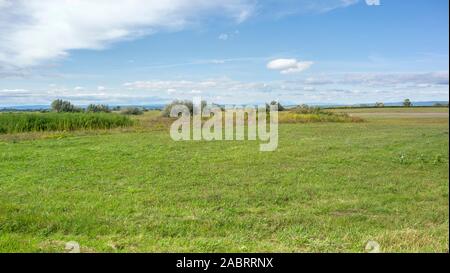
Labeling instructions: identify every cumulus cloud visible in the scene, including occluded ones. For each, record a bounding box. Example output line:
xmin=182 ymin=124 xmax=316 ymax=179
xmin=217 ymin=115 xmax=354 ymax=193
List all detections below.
xmin=300 ymin=72 xmax=449 ymax=86
xmin=1 ymin=71 xmax=449 ymax=106
xmin=267 ymin=59 xmax=314 ymax=74
xmin=123 ymin=78 xmax=271 ymax=93
xmin=0 ymin=0 xmax=364 ymax=72
xmin=0 ymin=0 xmax=255 ymax=69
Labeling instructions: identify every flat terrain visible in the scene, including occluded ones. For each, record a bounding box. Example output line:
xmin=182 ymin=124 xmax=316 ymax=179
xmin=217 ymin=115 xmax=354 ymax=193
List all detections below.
xmin=328 ymin=107 xmax=449 ymax=119
xmin=0 ymin=108 xmax=448 ymax=252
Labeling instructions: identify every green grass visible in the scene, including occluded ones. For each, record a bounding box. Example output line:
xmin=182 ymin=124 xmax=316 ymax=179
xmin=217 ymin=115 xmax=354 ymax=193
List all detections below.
xmin=0 ymin=112 xmax=133 ymax=134
xmin=0 ymin=108 xmax=448 ymax=252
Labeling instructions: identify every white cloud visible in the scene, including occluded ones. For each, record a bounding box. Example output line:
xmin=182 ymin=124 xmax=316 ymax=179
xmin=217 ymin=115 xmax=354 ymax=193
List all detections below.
xmin=0 ymin=0 xmax=255 ymax=69
xmin=97 ymin=86 xmax=106 ymax=91
xmin=267 ymin=58 xmax=314 ymax=74
xmin=74 ymin=86 xmax=84 ymax=91
xmin=218 ymin=34 xmax=229 ymax=40
xmin=1 ymin=72 xmax=449 ymax=106
xmin=218 ymin=30 xmax=240 ymax=41
xmin=300 ymin=72 xmax=450 ymax=86
xmin=365 ymin=0 xmax=380 ymax=6
xmin=0 ymin=1 xmax=363 ymax=72
xmin=262 ymin=0 xmax=359 ymax=17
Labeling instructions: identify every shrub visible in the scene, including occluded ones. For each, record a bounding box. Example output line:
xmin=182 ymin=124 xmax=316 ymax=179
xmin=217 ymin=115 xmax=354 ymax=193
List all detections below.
xmin=51 ymin=99 xmax=81 ymax=112
xmin=86 ymin=104 xmax=111 ymax=113
xmin=433 ymin=103 xmax=448 ymax=107
xmin=291 ymin=104 xmax=323 ymax=114
xmin=121 ymin=107 xmax=144 ymax=115
xmin=266 ymin=101 xmax=286 ymax=112
xmin=161 ymin=100 xmax=207 ymax=117
xmin=403 ymin=99 xmax=412 ymax=107
xmin=278 ymin=112 xmax=363 ymax=123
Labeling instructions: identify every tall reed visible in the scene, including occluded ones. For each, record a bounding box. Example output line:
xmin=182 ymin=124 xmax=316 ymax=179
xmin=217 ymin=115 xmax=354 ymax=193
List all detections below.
xmin=0 ymin=112 xmax=134 ymax=134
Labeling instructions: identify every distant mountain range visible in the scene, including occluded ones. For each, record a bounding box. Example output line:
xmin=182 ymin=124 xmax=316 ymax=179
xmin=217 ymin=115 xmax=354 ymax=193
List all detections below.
xmin=0 ymin=101 xmax=448 ymax=111
xmin=0 ymin=104 xmax=166 ymax=111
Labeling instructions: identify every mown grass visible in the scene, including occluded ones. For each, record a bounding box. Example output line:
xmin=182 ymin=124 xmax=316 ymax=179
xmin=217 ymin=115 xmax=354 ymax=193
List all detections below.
xmin=0 ymin=108 xmax=448 ymax=253
xmin=0 ymin=112 xmax=134 ymax=134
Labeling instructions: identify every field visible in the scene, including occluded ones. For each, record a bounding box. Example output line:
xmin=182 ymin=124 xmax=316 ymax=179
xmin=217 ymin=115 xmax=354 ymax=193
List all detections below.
xmin=0 ymin=107 xmax=448 ymax=252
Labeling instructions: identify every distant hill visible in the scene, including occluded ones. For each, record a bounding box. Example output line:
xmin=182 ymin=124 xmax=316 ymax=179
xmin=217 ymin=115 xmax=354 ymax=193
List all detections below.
xmin=304 ymin=101 xmax=449 ymax=109
xmin=0 ymin=104 xmax=166 ymax=112
xmin=1 ymin=101 xmax=448 ymax=111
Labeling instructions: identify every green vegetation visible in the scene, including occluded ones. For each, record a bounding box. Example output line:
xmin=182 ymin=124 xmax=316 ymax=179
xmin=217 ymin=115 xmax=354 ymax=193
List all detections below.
xmin=278 ymin=105 xmax=363 ymax=123
xmin=279 ymin=112 xmax=362 ymax=123
xmin=51 ymin=99 xmax=82 ymax=113
xmin=161 ymin=100 xmax=207 ymax=117
xmin=0 ymin=107 xmax=448 ymax=252
xmin=403 ymin=99 xmax=413 ymax=107
xmin=0 ymin=112 xmax=133 ymax=134
xmin=267 ymin=101 xmax=286 ymax=111
xmin=86 ymin=104 xmax=111 ymax=113
xmin=120 ymin=107 xmax=144 ymax=115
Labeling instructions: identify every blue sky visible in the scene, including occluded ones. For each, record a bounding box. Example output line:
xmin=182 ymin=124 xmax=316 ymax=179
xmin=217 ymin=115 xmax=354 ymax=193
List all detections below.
xmin=0 ymin=0 xmax=448 ymax=106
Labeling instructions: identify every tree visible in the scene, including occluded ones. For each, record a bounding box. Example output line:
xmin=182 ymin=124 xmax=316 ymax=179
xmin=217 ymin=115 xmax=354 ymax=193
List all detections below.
xmin=86 ymin=104 xmax=111 ymax=113
xmin=403 ymin=99 xmax=412 ymax=107
xmin=120 ymin=107 xmax=144 ymax=115
xmin=293 ymin=104 xmax=321 ymax=114
xmin=267 ymin=101 xmax=285 ymax=112
xmin=375 ymin=102 xmax=384 ymax=108
xmin=161 ymin=100 xmax=207 ymax=117
xmin=51 ymin=99 xmax=80 ymax=112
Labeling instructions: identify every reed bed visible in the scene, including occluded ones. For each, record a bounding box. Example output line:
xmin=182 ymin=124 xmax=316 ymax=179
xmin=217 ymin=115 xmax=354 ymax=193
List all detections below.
xmin=0 ymin=112 xmax=134 ymax=134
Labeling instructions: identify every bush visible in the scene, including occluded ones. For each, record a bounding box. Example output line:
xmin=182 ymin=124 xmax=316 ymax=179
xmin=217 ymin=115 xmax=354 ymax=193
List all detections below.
xmin=86 ymin=104 xmax=111 ymax=113
xmin=403 ymin=99 xmax=412 ymax=107
xmin=121 ymin=107 xmax=144 ymax=115
xmin=266 ymin=101 xmax=286 ymax=112
xmin=278 ymin=112 xmax=363 ymax=123
xmin=51 ymin=99 xmax=81 ymax=112
xmin=291 ymin=104 xmax=323 ymax=114
xmin=433 ymin=103 xmax=448 ymax=107
xmin=0 ymin=112 xmax=133 ymax=134
xmin=161 ymin=100 xmax=207 ymax=117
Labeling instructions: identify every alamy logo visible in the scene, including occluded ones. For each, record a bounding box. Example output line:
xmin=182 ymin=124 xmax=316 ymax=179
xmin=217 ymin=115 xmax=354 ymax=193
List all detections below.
xmin=169 ymin=97 xmax=279 ymax=152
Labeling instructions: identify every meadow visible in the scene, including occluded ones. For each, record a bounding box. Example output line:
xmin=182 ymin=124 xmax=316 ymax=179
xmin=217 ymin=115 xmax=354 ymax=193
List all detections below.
xmin=0 ymin=107 xmax=448 ymax=252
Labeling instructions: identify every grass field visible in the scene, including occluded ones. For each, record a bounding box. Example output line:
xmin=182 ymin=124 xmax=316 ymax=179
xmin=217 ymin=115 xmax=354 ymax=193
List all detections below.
xmin=0 ymin=107 xmax=448 ymax=252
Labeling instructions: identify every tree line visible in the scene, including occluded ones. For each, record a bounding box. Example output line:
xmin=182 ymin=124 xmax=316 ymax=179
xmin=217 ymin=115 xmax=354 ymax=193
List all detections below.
xmin=50 ymin=99 xmax=143 ymax=115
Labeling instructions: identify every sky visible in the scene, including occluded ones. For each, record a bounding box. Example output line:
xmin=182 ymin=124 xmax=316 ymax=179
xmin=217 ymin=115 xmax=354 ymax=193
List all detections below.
xmin=0 ymin=0 xmax=448 ymax=106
